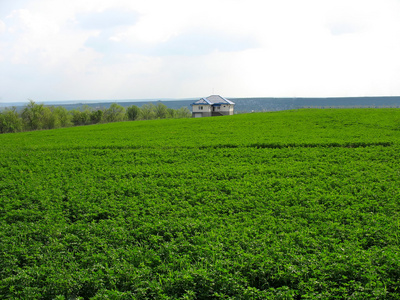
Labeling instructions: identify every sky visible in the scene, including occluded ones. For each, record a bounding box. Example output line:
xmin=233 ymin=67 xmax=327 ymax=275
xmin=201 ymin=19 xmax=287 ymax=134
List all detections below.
xmin=1 ymin=0 xmax=400 ymax=102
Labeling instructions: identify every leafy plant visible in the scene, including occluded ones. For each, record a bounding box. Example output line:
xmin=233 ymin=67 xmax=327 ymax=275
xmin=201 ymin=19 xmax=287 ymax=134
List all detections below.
xmin=1 ymin=109 xmax=399 ymax=299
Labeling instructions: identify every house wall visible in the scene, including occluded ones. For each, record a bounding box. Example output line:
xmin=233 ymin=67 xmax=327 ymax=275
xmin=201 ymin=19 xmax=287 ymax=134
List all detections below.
xmin=192 ymin=105 xmax=212 ymax=113
xmin=214 ymin=105 xmax=234 ymax=115
xmin=192 ymin=104 xmax=234 ymax=117
xmin=192 ymin=112 xmax=212 ymax=117
xmin=221 ymin=104 xmax=234 ymax=113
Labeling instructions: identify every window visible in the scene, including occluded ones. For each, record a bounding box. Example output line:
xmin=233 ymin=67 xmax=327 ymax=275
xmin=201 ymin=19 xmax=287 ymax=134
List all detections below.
xmin=200 ymin=106 xmax=203 ymax=110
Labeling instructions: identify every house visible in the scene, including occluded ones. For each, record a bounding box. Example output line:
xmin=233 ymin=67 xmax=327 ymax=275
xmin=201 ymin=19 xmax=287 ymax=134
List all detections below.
xmin=191 ymin=95 xmax=235 ymax=118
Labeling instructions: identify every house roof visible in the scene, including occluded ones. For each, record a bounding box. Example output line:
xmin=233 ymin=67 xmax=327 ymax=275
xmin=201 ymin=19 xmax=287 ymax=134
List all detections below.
xmin=191 ymin=95 xmax=235 ymax=105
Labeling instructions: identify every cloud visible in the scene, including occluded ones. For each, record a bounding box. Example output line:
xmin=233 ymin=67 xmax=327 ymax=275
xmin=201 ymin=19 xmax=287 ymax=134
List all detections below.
xmin=0 ymin=0 xmax=31 ymax=19
xmin=85 ymin=27 xmax=258 ymax=57
xmin=83 ymin=25 xmax=259 ymax=64
xmin=76 ymin=7 xmax=140 ymax=30
xmin=0 ymin=20 xmax=5 ymax=33
xmin=75 ymin=7 xmax=142 ymax=60
xmin=150 ymin=29 xmax=259 ymax=56
xmin=84 ymin=30 xmax=124 ymax=55
xmin=1 ymin=0 xmax=400 ymax=101
xmin=328 ymin=22 xmax=360 ymax=36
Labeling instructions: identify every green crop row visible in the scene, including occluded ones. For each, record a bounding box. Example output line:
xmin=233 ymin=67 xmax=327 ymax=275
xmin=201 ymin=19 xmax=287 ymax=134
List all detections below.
xmin=2 ymin=108 xmax=400 ymax=151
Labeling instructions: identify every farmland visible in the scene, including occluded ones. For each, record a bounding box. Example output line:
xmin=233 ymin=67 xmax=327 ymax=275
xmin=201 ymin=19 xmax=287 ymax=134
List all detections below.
xmin=1 ymin=109 xmax=400 ymax=299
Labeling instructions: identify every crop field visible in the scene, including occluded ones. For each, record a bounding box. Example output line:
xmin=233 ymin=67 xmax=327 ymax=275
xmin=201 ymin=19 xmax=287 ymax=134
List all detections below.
xmin=1 ymin=109 xmax=400 ymax=299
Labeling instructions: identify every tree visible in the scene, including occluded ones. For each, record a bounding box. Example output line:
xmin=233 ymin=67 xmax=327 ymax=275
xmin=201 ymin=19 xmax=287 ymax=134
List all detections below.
xmin=139 ymin=103 xmax=156 ymax=120
xmin=0 ymin=107 xmax=22 ymax=133
xmin=104 ymin=103 xmax=126 ymax=123
xmin=167 ymin=108 xmax=175 ymax=118
xmin=154 ymin=102 xmax=168 ymax=119
xmin=174 ymin=107 xmax=192 ymax=118
xmin=71 ymin=105 xmax=92 ymax=126
xmin=53 ymin=106 xmax=72 ymax=127
xmin=41 ymin=106 xmax=59 ymax=129
xmin=126 ymin=105 xmax=140 ymax=121
xmin=90 ymin=109 xmax=104 ymax=124
xmin=21 ymin=100 xmax=47 ymax=130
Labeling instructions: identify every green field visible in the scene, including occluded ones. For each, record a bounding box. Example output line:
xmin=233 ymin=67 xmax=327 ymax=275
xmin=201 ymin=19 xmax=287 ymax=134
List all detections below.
xmin=1 ymin=109 xmax=400 ymax=299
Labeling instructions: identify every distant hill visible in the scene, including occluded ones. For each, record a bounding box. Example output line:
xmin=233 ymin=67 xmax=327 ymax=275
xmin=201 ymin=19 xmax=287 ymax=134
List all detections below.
xmin=2 ymin=96 xmax=400 ymax=112
xmin=232 ymin=96 xmax=400 ymax=113
xmin=53 ymin=96 xmax=400 ymax=113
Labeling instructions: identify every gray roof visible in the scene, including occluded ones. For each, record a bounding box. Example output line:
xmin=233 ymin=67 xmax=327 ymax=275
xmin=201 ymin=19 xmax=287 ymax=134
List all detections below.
xmin=192 ymin=95 xmax=235 ymax=105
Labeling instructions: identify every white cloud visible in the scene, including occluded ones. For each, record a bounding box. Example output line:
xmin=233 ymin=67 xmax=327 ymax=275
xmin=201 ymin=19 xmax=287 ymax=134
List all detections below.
xmin=0 ymin=20 xmax=5 ymax=62
xmin=0 ymin=20 xmax=5 ymax=33
xmin=1 ymin=0 xmax=400 ymax=101
xmin=75 ymin=7 xmax=140 ymax=31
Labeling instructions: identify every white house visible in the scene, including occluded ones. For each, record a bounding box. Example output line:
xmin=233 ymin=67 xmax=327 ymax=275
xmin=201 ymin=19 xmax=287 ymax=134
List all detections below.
xmin=191 ymin=95 xmax=235 ymax=118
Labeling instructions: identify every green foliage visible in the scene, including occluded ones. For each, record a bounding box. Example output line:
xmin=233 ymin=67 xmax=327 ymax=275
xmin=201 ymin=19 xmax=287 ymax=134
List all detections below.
xmin=71 ymin=106 xmax=92 ymax=126
xmin=126 ymin=105 xmax=140 ymax=121
xmin=154 ymin=102 xmax=169 ymax=119
xmin=139 ymin=103 xmax=157 ymax=120
xmin=0 ymin=107 xmax=22 ymax=133
xmin=53 ymin=106 xmax=72 ymax=127
xmin=90 ymin=109 xmax=104 ymax=124
xmin=1 ymin=109 xmax=400 ymax=299
xmin=174 ymin=107 xmax=191 ymax=119
xmin=1 ymin=101 xmax=192 ymax=135
xmin=41 ymin=106 xmax=59 ymax=129
xmin=104 ymin=103 xmax=126 ymax=123
xmin=21 ymin=100 xmax=46 ymax=130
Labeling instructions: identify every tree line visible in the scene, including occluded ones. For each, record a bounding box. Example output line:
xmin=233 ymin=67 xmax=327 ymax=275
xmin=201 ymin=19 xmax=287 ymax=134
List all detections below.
xmin=0 ymin=100 xmax=192 ymax=133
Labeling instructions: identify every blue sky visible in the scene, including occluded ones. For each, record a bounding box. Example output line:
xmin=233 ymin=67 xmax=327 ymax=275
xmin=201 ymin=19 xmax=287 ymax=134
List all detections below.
xmin=1 ymin=0 xmax=400 ymax=102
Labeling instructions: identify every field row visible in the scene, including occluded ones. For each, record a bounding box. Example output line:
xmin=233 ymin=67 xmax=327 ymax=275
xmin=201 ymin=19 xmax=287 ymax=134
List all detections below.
xmin=1 ymin=109 xmax=400 ymax=151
